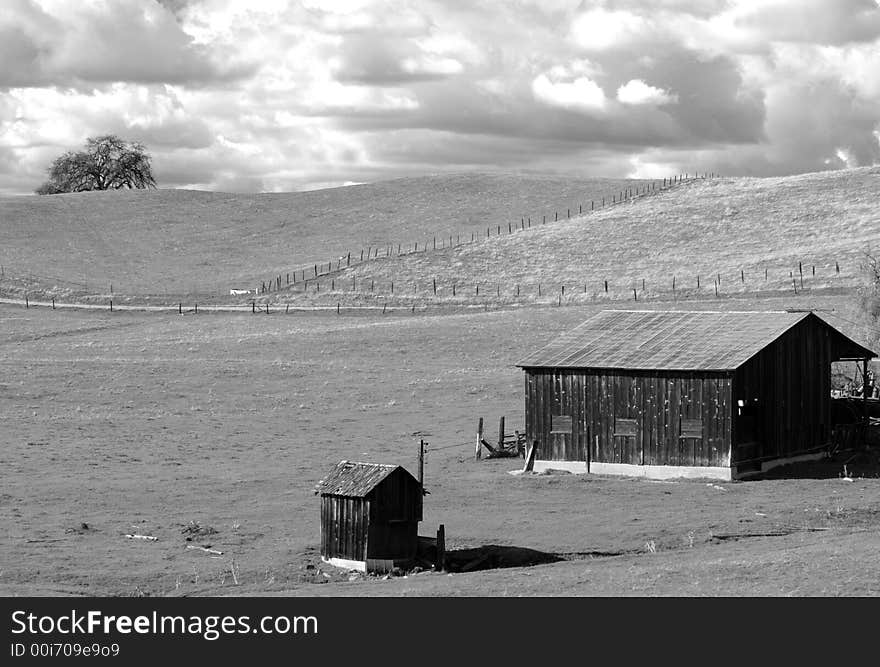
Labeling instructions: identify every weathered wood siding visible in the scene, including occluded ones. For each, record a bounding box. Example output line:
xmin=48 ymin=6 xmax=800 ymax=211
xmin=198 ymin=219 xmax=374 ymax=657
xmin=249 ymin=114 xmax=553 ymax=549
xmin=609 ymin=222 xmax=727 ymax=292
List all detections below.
xmin=732 ymin=316 xmax=833 ymax=464
xmin=320 ymin=467 xmax=422 ymax=562
xmin=524 ymin=369 xmax=733 ymax=467
xmin=368 ymin=468 xmax=423 ymax=523
xmin=320 ymin=496 xmax=370 ymax=561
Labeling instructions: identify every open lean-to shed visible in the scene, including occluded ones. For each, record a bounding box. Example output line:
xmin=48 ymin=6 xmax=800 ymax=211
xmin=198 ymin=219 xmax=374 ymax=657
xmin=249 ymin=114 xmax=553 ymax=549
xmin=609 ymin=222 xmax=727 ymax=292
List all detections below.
xmin=517 ymin=310 xmax=876 ymax=480
xmin=315 ymin=461 xmax=423 ymax=572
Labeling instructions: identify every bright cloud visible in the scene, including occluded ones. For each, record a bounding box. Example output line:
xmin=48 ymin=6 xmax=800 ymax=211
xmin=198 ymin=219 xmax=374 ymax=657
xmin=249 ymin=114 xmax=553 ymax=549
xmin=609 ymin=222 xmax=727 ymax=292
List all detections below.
xmin=532 ymin=61 xmax=607 ymax=112
xmin=617 ymin=79 xmax=678 ymax=106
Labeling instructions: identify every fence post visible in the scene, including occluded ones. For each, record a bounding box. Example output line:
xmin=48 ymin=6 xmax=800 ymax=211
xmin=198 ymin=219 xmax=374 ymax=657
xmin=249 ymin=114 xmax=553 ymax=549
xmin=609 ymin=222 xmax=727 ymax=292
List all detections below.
xmin=52 ymin=298 xmax=55 ymax=310
xmin=436 ymin=524 xmax=445 ymax=572
xmin=498 ymin=416 xmax=505 ymax=450
xmin=476 ymin=417 xmax=483 ymax=460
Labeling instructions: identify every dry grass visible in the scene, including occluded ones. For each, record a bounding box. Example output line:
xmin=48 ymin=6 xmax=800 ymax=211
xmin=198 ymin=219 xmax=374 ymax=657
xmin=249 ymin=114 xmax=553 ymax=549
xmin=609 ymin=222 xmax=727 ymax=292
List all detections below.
xmin=0 ymin=172 xmax=648 ymax=300
xmin=279 ymin=167 xmax=880 ymax=308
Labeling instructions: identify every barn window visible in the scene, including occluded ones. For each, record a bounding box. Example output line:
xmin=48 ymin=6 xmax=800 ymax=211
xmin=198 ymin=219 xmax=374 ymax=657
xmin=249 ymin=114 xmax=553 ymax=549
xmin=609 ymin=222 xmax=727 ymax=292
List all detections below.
xmin=680 ymin=418 xmax=703 ymax=438
xmin=614 ymin=418 xmax=637 ymax=437
xmin=551 ymin=415 xmax=572 ymax=433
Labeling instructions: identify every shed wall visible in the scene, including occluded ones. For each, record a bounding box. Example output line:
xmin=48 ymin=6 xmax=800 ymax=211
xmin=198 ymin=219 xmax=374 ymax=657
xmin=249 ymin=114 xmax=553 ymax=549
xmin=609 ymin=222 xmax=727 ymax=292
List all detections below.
xmin=320 ymin=495 xmax=369 ymax=561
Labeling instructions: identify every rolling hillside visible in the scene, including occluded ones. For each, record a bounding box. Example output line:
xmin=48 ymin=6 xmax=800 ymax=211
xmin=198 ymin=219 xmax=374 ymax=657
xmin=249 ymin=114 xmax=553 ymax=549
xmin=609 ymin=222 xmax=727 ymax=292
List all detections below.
xmin=0 ymin=172 xmax=649 ymax=299
xmin=280 ymin=167 xmax=880 ymax=307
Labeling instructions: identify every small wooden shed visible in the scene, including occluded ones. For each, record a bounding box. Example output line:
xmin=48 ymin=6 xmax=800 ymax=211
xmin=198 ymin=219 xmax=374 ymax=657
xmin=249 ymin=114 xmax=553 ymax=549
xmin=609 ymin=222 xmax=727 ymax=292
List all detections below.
xmin=315 ymin=461 xmax=423 ymax=572
xmin=517 ymin=310 xmax=876 ymax=480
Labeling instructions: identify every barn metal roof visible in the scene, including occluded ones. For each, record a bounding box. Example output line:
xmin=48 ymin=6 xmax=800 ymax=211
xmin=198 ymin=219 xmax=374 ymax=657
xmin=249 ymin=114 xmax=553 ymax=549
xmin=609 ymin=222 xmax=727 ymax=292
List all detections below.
xmin=314 ymin=460 xmax=408 ymax=497
xmin=516 ymin=310 xmax=875 ymax=371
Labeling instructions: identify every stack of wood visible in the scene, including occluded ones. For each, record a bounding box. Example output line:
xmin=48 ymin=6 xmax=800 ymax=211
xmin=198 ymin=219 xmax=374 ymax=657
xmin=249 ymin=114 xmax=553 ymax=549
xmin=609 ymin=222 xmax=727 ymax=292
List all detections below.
xmin=475 ymin=417 xmax=526 ymax=459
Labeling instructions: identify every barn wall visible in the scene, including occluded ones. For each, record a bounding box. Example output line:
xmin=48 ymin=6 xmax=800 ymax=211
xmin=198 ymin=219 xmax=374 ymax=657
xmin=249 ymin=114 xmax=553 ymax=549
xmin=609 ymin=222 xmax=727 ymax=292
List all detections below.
xmin=524 ymin=369 xmax=732 ymax=467
xmin=732 ymin=317 xmax=832 ymax=464
xmin=320 ymin=496 xmax=369 ymax=561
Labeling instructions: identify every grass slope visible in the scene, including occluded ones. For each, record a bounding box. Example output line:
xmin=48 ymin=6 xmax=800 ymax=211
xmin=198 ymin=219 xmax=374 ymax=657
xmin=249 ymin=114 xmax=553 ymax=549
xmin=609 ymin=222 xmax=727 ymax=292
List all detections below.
xmin=0 ymin=172 xmax=648 ymax=298
xmin=283 ymin=167 xmax=880 ymax=307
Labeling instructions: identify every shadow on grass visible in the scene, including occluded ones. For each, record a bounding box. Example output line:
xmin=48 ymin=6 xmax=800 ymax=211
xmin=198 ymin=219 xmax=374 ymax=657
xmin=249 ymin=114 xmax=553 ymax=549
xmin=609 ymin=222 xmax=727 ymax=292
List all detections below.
xmin=443 ymin=545 xmax=564 ymax=573
xmin=438 ymin=545 xmax=635 ymax=573
xmin=745 ymin=446 xmax=880 ymax=481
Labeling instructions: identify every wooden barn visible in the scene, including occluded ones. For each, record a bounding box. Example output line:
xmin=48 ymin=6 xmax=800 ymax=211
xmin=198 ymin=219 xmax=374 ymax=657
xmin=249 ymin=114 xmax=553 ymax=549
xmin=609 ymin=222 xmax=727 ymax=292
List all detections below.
xmin=517 ymin=310 xmax=876 ymax=480
xmin=315 ymin=461 xmax=423 ymax=572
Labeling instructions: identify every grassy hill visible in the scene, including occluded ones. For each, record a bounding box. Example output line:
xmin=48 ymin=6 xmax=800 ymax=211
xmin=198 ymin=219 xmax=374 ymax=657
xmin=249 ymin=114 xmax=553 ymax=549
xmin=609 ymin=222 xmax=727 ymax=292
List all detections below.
xmin=281 ymin=167 xmax=880 ymax=307
xmin=0 ymin=172 xmax=649 ymax=299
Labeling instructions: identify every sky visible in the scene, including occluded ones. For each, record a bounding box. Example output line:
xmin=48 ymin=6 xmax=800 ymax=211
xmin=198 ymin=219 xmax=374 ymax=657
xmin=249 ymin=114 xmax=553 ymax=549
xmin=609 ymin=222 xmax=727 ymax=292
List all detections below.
xmin=0 ymin=0 xmax=879 ymax=194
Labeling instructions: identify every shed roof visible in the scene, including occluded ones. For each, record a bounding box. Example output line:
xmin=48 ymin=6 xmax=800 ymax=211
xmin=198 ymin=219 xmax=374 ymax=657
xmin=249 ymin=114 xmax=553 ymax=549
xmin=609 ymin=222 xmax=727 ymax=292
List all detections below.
xmin=516 ymin=310 xmax=876 ymax=371
xmin=314 ymin=460 xmax=414 ymax=498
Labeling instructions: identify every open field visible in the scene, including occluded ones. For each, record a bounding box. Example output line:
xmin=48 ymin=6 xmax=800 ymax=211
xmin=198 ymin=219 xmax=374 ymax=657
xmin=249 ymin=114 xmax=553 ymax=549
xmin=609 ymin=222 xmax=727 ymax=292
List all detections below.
xmin=2 ymin=291 xmax=879 ymax=597
xmin=0 ymin=172 xmax=648 ymax=299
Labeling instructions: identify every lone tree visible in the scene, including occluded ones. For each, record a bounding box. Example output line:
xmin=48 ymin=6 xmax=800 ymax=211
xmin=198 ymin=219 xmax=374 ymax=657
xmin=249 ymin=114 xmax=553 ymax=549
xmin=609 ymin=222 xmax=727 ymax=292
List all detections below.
xmin=36 ymin=135 xmax=157 ymax=194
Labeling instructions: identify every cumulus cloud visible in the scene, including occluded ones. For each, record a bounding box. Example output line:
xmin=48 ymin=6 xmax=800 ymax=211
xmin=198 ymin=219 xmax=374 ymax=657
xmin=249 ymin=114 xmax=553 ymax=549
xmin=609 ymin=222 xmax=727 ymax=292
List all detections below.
xmin=0 ymin=0 xmax=879 ymax=194
xmin=532 ymin=62 xmax=607 ymax=112
xmin=617 ymin=79 xmax=677 ymax=106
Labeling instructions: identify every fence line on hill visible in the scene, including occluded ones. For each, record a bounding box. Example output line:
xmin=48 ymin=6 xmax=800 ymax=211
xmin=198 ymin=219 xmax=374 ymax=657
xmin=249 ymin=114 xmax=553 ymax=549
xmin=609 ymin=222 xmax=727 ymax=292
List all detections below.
xmin=0 ymin=173 xmax=711 ymax=301
xmin=2 ymin=255 xmax=861 ymax=316
xmin=251 ymin=172 xmax=714 ymax=296
xmin=261 ymin=256 xmax=855 ymax=304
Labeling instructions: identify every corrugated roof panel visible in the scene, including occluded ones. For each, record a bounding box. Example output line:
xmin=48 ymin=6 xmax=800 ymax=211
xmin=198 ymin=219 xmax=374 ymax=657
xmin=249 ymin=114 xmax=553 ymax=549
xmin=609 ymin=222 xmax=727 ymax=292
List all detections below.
xmin=516 ymin=310 xmax=812 ymax=370
xmin=314 ymin=460 xmax=400 ymax=497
